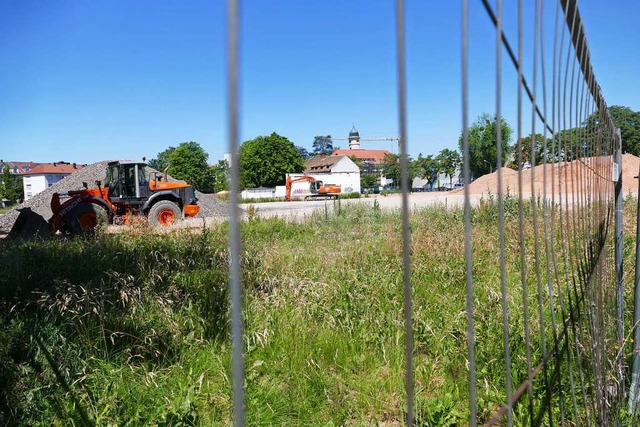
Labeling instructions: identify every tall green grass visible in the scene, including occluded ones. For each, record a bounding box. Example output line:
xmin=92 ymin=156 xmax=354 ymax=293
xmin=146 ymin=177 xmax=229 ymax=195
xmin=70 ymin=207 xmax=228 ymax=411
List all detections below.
xmin=0 ymin=198 xmax=634 ymax=425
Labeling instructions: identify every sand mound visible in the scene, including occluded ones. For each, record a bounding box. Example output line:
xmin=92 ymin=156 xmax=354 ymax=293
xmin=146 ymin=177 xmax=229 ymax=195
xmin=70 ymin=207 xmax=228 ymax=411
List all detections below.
xmin=456 ymin=154 xmax=640 ymax=197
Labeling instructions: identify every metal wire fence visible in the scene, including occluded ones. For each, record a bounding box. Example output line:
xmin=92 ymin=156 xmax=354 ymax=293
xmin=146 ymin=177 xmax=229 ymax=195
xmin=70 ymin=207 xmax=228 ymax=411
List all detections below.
xmin=226 ymin=0 xmax=629 ymax=425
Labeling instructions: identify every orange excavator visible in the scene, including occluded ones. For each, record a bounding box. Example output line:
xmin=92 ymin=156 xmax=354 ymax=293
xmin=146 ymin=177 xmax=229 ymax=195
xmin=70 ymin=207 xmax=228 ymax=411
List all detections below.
xmin=285 ymin=175 xmax=341 ymax=201
xmin=47 ymin=160 xmax=200 ymax=235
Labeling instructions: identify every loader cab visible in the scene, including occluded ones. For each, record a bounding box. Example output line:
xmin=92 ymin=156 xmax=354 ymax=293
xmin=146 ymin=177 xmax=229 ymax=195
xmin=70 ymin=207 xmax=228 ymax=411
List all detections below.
xmin=105 ymin=161 xmax=149 ymax=201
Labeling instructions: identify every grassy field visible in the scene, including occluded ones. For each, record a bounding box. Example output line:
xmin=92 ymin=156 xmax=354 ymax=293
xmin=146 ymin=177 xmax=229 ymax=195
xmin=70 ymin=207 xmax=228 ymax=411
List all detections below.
xmin=0 ymin=198 xmax=635 ymax=425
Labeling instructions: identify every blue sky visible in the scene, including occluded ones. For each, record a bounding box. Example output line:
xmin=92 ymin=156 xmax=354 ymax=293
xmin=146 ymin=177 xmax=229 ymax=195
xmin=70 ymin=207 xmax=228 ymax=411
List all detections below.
xmin=1 ymin=1 xmax=638 ymax=165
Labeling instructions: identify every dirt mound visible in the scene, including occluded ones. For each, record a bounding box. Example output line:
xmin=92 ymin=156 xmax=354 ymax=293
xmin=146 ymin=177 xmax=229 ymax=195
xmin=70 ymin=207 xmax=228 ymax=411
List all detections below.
xmin=461 ymin=167 xmax=519 ymax=195
xmin=0 ymin=161 xmax=228 ymax=234
xmin=456 ymin=154 xmax=640 ymax=197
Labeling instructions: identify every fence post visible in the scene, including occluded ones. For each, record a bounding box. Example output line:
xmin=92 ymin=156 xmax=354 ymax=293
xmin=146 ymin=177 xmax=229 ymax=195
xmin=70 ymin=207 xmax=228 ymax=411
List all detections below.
xmin=615 ymin=130 xmax=624 ymax=391
xmin=629 ymin=147 xmax=640 ymax=413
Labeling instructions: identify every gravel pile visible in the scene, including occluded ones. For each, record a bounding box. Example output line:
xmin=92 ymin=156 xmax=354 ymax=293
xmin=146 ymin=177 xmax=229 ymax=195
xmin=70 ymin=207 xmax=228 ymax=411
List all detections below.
xmin=0 ymin=161 xmax=229 ymax=233
xmin=193 ymin=191 xmax=230 ymax=218
xmin=156 ymin=169 xmax=228 ymax=219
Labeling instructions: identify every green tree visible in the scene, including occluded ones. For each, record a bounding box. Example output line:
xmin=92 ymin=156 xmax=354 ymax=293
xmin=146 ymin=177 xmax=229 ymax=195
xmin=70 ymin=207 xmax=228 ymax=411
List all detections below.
xmin=514 ymin=133 xmax=550 ymax=168
xmin=0 ymin=165 xmax=23 ymax=203
xmin=347 ymin=155 xmax=377 ymax=189
xmin=415 ymin=154 xmax=441 ymax=189
xmin=382 ymin=154 xmax=417 ymax=188
xmin=381 ymin=154 xmax=400 ymax=187
xmin=435 ymin=148 xmax=461 ymax=186
xmin=586 ymin=105 xmax=640 ymax=155
xmin=360 ymin=173 xmax=377 ymax=189
xmin=148 ymin=147 xmax=175 ymax=171
xmin=239 ymin=132 xmax=305 ymax=188
xmin=458 ymin=113 xmax=513 ymax=178
xmin=553 ymin=127 xmax=587 ymax=161
xmin=296 ymin=146 xmax=311 ymax=160
xmin=210 ymin=160 xmax=229 ymax=193
xmin=312 ymin=135 xmax=334 ymax=155
xmin=164 ymin=142 xmax=214 ymax=192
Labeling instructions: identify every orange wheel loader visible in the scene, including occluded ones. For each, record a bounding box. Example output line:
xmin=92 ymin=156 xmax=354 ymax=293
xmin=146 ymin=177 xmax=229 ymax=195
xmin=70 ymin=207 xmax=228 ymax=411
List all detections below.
xmin=48 ymin=160 xmax=200 ymax=235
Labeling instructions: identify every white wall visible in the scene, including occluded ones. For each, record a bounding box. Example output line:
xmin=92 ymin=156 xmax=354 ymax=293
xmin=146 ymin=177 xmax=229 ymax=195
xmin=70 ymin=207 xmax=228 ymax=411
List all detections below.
xmin=23 ymin=175 xmax=47 ymax=200
xmin=23 ymin=174 xmax=70 ymax=200
xmin=330 ymin=156 xmax=359 ymax=173
xmin=319 ymin=171 xmax=360 ymax=194
xmin=241 ymin=187 xmax=276 ymax=199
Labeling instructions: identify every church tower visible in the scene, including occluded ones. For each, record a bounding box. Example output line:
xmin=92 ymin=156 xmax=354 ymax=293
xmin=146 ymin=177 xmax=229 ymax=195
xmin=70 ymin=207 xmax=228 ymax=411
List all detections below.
xmin=348 ymin=125 xmax=361 ymax=150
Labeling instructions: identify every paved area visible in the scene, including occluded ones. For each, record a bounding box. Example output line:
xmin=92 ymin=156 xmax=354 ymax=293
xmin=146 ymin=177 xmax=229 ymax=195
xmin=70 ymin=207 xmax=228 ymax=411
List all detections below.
xmin=235 ymin=192 xmax=471 ymax=221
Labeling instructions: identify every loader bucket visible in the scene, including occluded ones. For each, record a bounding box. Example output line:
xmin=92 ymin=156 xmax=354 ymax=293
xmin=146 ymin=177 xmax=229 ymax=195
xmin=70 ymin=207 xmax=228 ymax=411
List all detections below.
xmin=7 ymin=207 xmax=50 ymax=240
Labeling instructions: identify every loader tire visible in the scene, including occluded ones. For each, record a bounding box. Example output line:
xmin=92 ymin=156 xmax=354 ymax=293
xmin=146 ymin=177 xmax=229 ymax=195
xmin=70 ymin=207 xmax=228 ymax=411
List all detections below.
xmin=148 ymin=201 xmax=181 ymax=227
xmin=65 ymin=203 xmax=108 ymax=236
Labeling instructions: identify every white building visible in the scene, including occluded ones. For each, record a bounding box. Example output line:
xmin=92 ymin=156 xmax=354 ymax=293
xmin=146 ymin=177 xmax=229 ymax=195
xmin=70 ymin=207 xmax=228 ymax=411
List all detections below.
xmin=284 ymin=154 xmax=361 ymax=198
xmin=22 ymin=162 xmax=82 ymax=200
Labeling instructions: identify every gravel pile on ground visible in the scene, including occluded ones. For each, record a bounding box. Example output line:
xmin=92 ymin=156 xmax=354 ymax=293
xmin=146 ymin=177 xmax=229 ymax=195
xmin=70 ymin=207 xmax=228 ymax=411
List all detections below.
xmin=193 ymin=191 xmax=230 ymax=218
xmin=155 ymin=169 xmax=228 ymax=218
xmin=0 ymin=161 xmax=229 ymax=233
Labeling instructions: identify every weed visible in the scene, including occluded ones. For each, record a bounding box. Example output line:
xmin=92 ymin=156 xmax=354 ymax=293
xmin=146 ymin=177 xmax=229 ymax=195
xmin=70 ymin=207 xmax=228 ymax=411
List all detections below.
xmin=246 ymin=203 xmax=258 ymax=221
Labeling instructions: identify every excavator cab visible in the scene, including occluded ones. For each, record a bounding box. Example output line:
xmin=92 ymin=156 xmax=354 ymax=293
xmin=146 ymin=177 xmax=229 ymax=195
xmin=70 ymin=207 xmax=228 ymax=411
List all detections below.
xmin=309 ymin=181 xmax=323 ymax=194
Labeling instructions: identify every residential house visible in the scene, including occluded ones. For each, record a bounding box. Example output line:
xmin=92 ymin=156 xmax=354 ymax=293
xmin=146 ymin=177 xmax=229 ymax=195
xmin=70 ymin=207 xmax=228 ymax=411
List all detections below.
xmin=281 ymin=154 xmax=361 ymax=198
xmin=0 ymin=161 xmax=40 ymax=175
xmin=22 ymin=162 xmax=83 ymax=200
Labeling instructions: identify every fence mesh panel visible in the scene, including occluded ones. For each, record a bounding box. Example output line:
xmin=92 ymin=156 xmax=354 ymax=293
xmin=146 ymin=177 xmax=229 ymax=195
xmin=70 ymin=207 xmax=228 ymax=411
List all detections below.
xmin=226 ymin=0 xmax=628 ymax=425
xmin=463 ymin=0 xmax=623 ymax=425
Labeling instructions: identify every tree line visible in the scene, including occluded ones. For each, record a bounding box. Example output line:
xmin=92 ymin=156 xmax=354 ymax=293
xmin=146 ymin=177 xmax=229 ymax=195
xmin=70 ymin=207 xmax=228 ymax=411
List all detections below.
xmin=146 ymin=105 xmax=640 ymax=193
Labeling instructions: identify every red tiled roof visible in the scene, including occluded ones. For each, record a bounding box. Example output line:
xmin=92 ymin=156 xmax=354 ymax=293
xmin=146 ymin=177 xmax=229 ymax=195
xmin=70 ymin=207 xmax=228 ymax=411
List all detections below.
xmin=0 ymin=161 xmax=40 ymax=174
xmin=331 ymin=149 xmax=391 ymax=164
xmin=23 ymin=163 xmax=83 ymax=175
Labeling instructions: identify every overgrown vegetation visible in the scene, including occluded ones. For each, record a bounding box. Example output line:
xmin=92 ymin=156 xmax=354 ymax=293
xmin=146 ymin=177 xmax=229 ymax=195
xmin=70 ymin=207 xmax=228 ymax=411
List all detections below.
xmin=0 ymin=199 xmax=636 ymax=425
